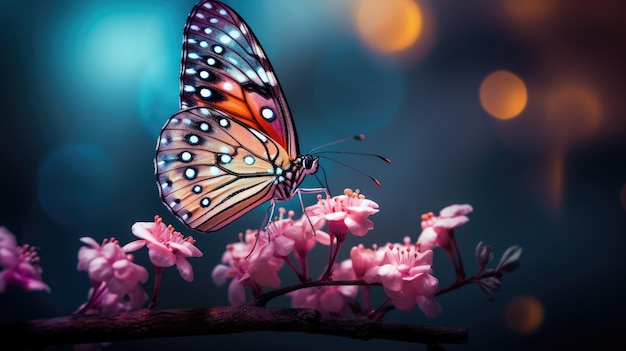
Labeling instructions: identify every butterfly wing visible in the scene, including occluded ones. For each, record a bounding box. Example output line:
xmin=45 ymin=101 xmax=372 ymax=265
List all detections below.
xmin=156 ymin=107 xmax=291 ymax=232
xmin=179 ymin=0 xmax=299 ymax=158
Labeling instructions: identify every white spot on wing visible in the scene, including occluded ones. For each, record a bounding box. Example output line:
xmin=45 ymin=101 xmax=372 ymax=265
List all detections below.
xmin=220 ymin=35 xmax=232 ymax=44
xmin=229 ymin=30 xmax=241 ymax=39
xmin=185 ymin=168 xmax=196 ymax=179
xmin=181 ymin=151 xmax=192 ymax=161
xmin=267 ymin=71 xmax=278 ymax=86
xmin=200 ymin=88 xmax=211 ymax=98
xmin=261 ymin=108 xmax=274 ymax=120
xmin=257 ymin=68 xmax=269 ymax=83
xmin=250 ymin=129 xmax=268 ymax=143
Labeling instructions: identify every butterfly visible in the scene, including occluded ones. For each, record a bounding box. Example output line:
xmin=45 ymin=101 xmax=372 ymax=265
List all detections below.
xmin=155 ymin=0 xmax=321 ymax=233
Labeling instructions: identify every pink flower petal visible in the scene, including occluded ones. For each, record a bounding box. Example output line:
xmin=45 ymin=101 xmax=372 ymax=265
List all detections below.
xmin=273 ymin=235 xmax=294 ymax=257
xmin=434 ymin=216 xmax=469 ymax=229
xmin=122 ymin=240 xmax=146 ymax=253
xmin=212 ymin=264 xmax=230 ymax=286
xmin=378 ymin=264 xmax=403 ymax=292
xmin=228 ymin=279 xmax=246 ymax=305
xmin=175 ymin=257 xmax=194 ymax=282
xmin=169 ymin=242 xmax=194 ymax=257
xmin=439 ymin=204 xmax=473 ymax=217
xmin=416 ymin=295 xmax=442 ymax=318
xmin=148 ymin=246 xmax=176 ymax=267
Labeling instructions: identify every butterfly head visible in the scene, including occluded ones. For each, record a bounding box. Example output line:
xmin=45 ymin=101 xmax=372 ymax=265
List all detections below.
xmin=299 ymin=154 xmax=320 ymax=174
xmin=273 ymin=154 xmax=319 ymax=202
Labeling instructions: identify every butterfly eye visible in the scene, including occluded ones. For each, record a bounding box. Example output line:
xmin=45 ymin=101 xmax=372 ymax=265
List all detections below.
xmin=303 ymin=155 xmax=319 ymax=171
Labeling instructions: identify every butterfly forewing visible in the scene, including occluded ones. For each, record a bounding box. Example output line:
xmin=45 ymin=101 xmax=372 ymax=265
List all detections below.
xmin=180 ymin=1 xmax=299 ymax=158
xmin=156 ymin=107 xmax=292 ymax=232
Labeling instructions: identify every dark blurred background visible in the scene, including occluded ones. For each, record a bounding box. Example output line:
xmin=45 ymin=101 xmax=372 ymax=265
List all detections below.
xmin=1 ymin=0 xmax=625 ymax=350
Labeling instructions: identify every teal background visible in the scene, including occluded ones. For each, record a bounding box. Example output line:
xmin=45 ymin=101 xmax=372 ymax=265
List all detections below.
xmin=1 ymin=0 xmax=625 ymax=350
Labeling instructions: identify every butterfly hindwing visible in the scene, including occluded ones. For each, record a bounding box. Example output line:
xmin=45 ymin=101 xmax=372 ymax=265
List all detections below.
xmin=156 ymin=107 xmax=292 ymax=232
xmin=180 ymin=0 xmax=298 ymax=158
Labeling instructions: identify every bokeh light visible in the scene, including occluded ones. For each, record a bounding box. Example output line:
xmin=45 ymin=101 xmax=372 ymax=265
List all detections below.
xmin=502 ymin=0 xmax=557 ymax=22
xmin=37 ymin=144 xmax=118 ymax=228
xmin=505 ymin=295 xmax=545 ymax=334
xmin=544 ymin=83 xmax=602 ymax=145
xmin=480 ymin=70 xmax=528 ymax=120
xmin=546 ymin=150 xmax=565 ymax=213
xmin=354 ymin=0 xmax=423 ymax=53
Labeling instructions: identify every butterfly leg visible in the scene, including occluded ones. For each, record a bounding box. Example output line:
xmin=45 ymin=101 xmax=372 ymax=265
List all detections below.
xmin=245 ymin=201 xmax=277 ymax=258
xmin=296 ymin=187 xmax=330 ymax=235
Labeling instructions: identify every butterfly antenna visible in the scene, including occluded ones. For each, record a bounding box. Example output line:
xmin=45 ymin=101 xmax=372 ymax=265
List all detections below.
xmin=315 ymin=150 xmax=391 ymax=164
xmin=318 ymin=155 xmax=384 ymax=187
xmin=308 ymin=134 xmax=366 ymax=153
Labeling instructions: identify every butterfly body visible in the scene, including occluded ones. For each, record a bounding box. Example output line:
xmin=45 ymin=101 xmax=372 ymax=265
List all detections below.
xmin=155 ymin=1 xmax=319 ymax=233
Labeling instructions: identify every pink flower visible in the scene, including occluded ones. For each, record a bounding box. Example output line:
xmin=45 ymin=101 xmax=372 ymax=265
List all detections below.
xmin=246 ymin=232 xmax=284 ymax=288
xmin=416 ymin=204 xmax=473 ymax=252
xmin=283 ymin=215 xmax=318 ymax=261
xmin=288 ymin=259 xmax=358 ymax=314
xmin=350 ymin=244 xmax=384 ymax=279
xmin=306 ymin=188 xmax=379 ymax=242
xmin=264 ymin=208 xmax=298 ymax=257
xmin=306 ymin=188 xmax=379 ymax=280
xmin=212 ymin=230 xmax=284 ymax=305
xmin=76 ymin=281 xmax=147 ymax=316
xmin=130 ymin=215 xmax=203 ymax=282
xmin=364 ymin=237 xmax=441 ymax=317
xmin=417 ymin=204 xmax=473 ymax=280
xmin=75 ymin=237 xmax=149 ymax=315
xmin=77 ymin=237 xmax=148 ymax=295
xmin=0 ymin=226 xmax=50 ymax=293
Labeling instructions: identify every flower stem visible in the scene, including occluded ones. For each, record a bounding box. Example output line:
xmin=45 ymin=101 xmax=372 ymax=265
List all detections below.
xmin=368 ymin=298 xmax=393 ymax=320
xmin=436 ymin=269 xmax=502 ymax=296
xmin=449 ymin=233 xmax=466 ymax=281
xmin=362 ymin=285 xmax=371 ymax=312
xmin=282 ymin=256 xmax=306 ymax=282
xmin=74 ymin=282 xmax=106 ymax=315
xmin=252 ymin=279 xmax=379 ymax=307
xmin=148 ymin=266 xmax=164 ymax=309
